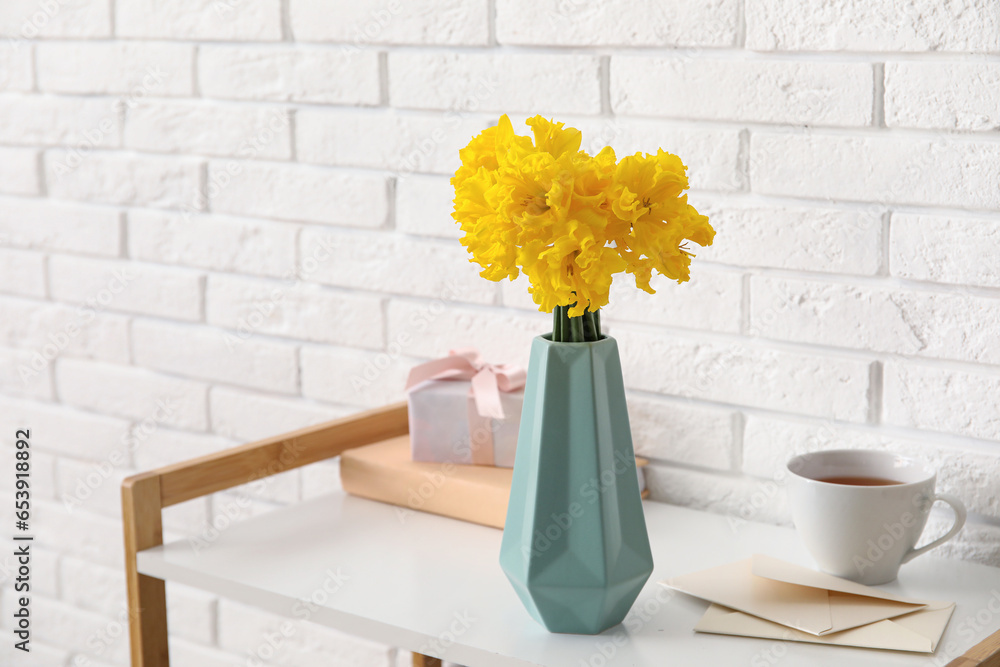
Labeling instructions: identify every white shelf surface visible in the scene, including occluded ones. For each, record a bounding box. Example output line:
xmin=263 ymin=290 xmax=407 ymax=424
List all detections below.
xmin=138 ymin=494 xmax=1000 ymax=666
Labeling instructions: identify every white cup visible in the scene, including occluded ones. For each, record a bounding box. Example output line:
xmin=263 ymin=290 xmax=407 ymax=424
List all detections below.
xmin=786 ymin=449 xmax=967 ymax=585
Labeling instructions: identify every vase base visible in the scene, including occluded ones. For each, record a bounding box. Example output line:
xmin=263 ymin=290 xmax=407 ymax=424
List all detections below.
xmin=503 ymin=557 xmax=653 ymax=635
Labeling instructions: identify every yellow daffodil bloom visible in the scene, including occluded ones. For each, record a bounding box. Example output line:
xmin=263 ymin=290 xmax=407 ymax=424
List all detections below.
xmin=452 ymin=115 xmax=714 ymax=317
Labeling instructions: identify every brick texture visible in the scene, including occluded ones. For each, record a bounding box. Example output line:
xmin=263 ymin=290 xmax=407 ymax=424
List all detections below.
xmin=388 ymin=52 xmax=602 ymax=114
xmin=125 ymin=101 xmax=293 ymax=159
xmin=199 ymin=46 xmax=380 ymax=104
xmin=207 ymin=161 xmax=389 ymax=227
xmin=496 ymin=0 xmax=739 ymax=47
xmin=612 ymin=58 xmax=873 ymax=126
xmin=745 ymin=0 xmax=1000 ymax=52
xmin=890 ymin=213 xmax=1000 ymax=287
xmin=3 ymin=1 xmax=1000 ymax=661
xmin=290 ymin=0 xmax=489 ymax=45
xmin=885 ymin=62 xmax=1000 ymax=131
xmin=0 ymin=147 xmax=41 ymax=195
xmin=116 ymin=0 xmax=282 ymax=40
xmin=750 ymin=132 xmax=1000 ymax=210
xmin=0 ymin=0 xmax=112 ymax=38
xmin=36 ymin=41 xmax=195 ymax=96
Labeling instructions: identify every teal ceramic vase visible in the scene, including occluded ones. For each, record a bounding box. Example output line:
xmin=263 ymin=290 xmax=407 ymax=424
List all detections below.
xmin=499 ymin=334 xmax=654 ymax=634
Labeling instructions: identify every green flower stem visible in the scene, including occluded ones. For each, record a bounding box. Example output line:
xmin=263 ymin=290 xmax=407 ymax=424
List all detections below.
xmin=552 ymin=305 xmax=602 ymax=343
xmin=582 ymin=310 xmax=595 ymax=341
xmin=569 ymin=314 xmax=585 ymax=342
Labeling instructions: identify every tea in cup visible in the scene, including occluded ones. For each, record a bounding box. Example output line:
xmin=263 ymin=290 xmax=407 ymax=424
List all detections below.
xmin=786 ymin=449 xmax=966 ymax=585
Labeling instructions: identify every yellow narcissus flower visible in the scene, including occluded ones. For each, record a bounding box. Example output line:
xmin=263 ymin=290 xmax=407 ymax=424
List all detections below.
xmin=609 ymin=149 xmax=715 ymax=293
xmin=451 ymin=115 xmax=714 ymax=319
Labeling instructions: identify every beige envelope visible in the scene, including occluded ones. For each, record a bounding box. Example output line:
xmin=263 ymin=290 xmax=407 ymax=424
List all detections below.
xmin=662 ymin=554 xmax=948 ymax=636
xmin=695 ymin=602 xmax=955 ymax=653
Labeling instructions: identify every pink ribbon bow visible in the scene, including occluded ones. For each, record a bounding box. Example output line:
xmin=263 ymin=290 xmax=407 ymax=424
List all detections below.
xmin=405 ymin=348 xmax=526 ymax=465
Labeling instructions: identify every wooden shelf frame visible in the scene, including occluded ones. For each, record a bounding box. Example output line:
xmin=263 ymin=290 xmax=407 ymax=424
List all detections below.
xmin=121 ymin=401 xmax=440 ymax=667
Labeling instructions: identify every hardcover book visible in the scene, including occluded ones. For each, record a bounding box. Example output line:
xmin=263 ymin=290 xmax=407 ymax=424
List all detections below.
xmin=340 ymin=435 xmax=650 ymax=529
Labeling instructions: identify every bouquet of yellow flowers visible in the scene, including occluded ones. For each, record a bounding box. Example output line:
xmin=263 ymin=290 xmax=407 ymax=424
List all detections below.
xmin=452 ymin=115 xmax=715 ymax=342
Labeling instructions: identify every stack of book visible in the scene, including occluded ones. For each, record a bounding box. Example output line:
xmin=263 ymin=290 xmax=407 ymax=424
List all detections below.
xmin=339 ymin=435 xmax=650 ymax=529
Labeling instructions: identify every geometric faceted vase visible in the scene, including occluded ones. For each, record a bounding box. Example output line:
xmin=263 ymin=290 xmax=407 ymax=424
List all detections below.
xmin=499 ymin=334 xmax=654 ymax=634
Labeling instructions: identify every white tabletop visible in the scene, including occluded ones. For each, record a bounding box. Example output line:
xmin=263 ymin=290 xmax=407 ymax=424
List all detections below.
xmin=138 ymin=494 xmax=1000 ymax=666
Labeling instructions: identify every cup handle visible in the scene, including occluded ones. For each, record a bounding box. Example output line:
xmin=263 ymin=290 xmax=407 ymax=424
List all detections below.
xmin=901 ymin=493 xmax=967 ymax=564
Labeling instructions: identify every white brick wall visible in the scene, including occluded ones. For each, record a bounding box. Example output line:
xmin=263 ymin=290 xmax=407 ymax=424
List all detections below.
xmin=299 ymin=226 xmax=497 ymax=304
xmin=46 ymin=150 xmax=203 ymax=210
xmin=0 ymin=251 xmax=47 ymax=297
xmin=199 ymin=46 xmax=380 ymax=104
xmin=124 ymin=101 xmax=294 ymax=159
xmin=49 ymin=254 xmax=204 ymax=321
xmin=128 ymin=209 xmax=299 ymax=277
xmin=890 ymin=213 xmax=1000 ymax=287
xmin=3 ymin=1 xmax=1000 ymax=664
xmin=290 ymin=0 xmax=490 ymax=45
xmin=0 ymin=196 xmax=121 ymax=255
xmin=0 ymin=46 xmax=34 ymax=91
xmin=884 ymin=62 xmax=1000 ymax=131
xmin=387 ymin=52 xmax=602 ymax=114
xmin=116 ymin=0 xmax=282 ymax=40
xmin=0 ymin=0 xmax=112 ymax=38
xmin=205 ymin=273 xmax=386 ymax=348
xmin=208 ymin=160 xmax=390 ymax=226
xmin=296 ymin=109 xmax=487 ymax=174
xmin=36 ymin=41 xmax=196 ymax=96
xmin=496 ymin=0 xmax=739 ymax=47
xmin=612 ymin=58 xmax=874 ymax=126
xmin=750 ymin=133 xmax=1000 ymax=209
xmin=0 ymin=94 xmax=121 ymax=147
xmin=0 ymin=147 xmax=40 ymax=196
xmin=744 ymin=0 xmax=1000 ymax=52
xmin=131 ymin=319 xmax=300 ymax=393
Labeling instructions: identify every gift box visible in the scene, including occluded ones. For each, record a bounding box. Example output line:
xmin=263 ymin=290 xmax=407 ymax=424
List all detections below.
xmin=406 ymin=348 xmax=526 ymax=467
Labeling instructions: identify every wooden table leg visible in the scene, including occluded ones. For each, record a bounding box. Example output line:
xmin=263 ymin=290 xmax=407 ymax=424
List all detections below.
xmin=122 ymin=474 xmax=170 ymax=666
xmin=413 ymin=653 xmax=444 ymax=667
